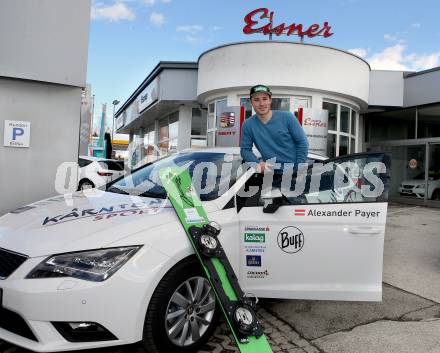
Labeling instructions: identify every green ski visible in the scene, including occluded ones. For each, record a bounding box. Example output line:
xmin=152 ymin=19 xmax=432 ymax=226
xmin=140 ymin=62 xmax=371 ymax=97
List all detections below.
xmin=160 ymin=166 xmax=273 ymax=353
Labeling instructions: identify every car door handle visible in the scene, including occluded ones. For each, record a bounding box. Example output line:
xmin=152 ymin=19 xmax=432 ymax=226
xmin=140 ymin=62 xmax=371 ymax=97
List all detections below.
xmin=345 ymin=226 xmax=382 ymax=236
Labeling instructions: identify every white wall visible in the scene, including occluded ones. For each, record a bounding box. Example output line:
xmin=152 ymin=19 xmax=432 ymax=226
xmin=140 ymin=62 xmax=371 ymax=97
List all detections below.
xmin=404 ymin=69 xmax=440 ymax=107
xmin=160 ymin=69 xmax=198 ymax=101
xmin=198 ymin=42 xmax=370 ymax=108
xmin=0 ymin=79 xmax=82 ymax=215
xmin=369 ymin=70 xmax=405 ymax=107
xmin=0 ymin=0 xmax=90 ymax=87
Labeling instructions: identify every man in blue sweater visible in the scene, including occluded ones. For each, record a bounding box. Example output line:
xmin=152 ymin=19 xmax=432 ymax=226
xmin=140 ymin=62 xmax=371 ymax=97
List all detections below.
xmin=240 ymin=84 xmax=309 ymax=174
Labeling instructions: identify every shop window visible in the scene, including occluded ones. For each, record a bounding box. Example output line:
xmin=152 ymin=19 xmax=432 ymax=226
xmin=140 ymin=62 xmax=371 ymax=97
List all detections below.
xmin=169 ymin=112 xmax=179 ymax=140
xmin=240 ymin=98 xmax=253 ymax=119
xmin=159 ymin=118 xmax=169 ymax=141
xmin=339 ymin=135 xmax=349 ymax=156
xmin=271 ymin=98 xmax=290 ymax=111
xmin=340 ymin=106 xmax=350 ymax=133
xmin=158 ymin=111 xmax=179 ymax=155
xmin=417 ymin=104 xmax=440 ymax=138
xmin=327 ymin=133 xmax=336 ymax=158
xmin=191 ymin=108 xmax=207 ymax=136
xmin=191 ymin=108 xmax=207 ymax=148
xmin=351 ymin=110 xmax=356 ymax=135
xmin=216 ymin=99 xmax=228 ymax=126
xmin=323 ymin=102 xmax=337 ymax=131
xmin=350 ymin=138 xmax=356 ymax=154
xmin=143 ymin=124 xmax=157 ymax=160
xmin=365 ymin=108 xmax=416 ymax=143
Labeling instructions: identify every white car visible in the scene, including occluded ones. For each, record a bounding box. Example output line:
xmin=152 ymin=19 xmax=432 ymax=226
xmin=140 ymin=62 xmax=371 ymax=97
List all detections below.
xmin=77 ymin=156 xmax=125 ymax=190
xmin=398 ymin=172 xmax=440 ymax=200
xmin=0 ymin=148 xmax=390 ymax=353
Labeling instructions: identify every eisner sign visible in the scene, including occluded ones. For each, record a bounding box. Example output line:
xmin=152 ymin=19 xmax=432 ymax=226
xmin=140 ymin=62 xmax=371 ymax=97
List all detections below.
xmin=243 ymin=8 xmax=333 ymax=39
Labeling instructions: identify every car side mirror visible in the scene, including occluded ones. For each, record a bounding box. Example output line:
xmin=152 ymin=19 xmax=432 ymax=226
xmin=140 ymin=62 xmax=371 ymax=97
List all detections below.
xmin=262 ymin=188 xmax=283 ymax=214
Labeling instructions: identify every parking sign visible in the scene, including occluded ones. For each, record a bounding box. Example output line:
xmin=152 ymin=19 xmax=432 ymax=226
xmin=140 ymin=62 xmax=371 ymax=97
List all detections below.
xmin=4 ymin=120 xmax=31 ymax=148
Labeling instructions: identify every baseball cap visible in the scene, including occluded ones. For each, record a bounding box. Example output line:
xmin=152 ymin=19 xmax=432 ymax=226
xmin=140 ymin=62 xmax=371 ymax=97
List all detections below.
xmin=250 ymin=84 xmax=272 ymax=97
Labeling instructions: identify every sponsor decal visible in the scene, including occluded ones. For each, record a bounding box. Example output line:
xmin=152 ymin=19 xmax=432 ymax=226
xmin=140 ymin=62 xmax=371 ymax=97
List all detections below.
xmin=294 ymin=209 xmax=305 ymax=216
xmin=42 ymin=199 xmax=170 ymax=226
xmin=183 ymin=208 xmax=204 ymax=224
xmin=243 ymin=225 xmax=268 ymax=253
xmin=294 ymin=208 xmax=381 ymax=219
xmin=93 ymin=207 xmax=161 ymax=221
xmin=244 ymin=246 xmax=265 ymax=254
xmin=247 ymin=269 xmax=269 ymax=279
xmin=244 ymin=226 xmax=270 ymax=232
xmin=244 ymin=233 xmax=265 ymax=243
xmin=277 ymin=226 xmax=304 ymax=254
xmin=246 ymin=255 xmax=262 ymax=267
xmin=220 ymin=112 xmax=236 ymax=128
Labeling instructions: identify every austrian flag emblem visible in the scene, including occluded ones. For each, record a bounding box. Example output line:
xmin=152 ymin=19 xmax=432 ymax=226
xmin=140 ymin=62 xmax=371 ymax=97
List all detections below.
xmin=294 ymin=209 xmax=306 ymax=216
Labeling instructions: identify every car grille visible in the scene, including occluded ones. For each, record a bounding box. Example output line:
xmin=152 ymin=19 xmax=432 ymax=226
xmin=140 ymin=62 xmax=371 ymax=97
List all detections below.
xmin=402 ymin=185 xmax=414 ymax=189
xmin=0 ymin=306 xmax=38 ymax=341
xmin=0 ymin=248 xmax=28 ymax=279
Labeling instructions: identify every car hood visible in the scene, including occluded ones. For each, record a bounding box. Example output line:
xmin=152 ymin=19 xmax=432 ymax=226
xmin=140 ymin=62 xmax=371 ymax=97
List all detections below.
xmin=400 ymin=179 xmax=425 ymax=186
xmin=0 ymin=191 xmax=177 ymax=257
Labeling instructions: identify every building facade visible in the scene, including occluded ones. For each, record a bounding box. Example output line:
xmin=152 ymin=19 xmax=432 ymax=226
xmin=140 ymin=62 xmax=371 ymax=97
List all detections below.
xmin=0 ymin=0 xmax=91 ymax=215
xmin=115 ymin=41 xmax=440 ymax=207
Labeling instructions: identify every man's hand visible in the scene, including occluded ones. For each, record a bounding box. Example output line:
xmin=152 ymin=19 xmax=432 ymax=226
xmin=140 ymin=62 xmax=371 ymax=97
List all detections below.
xmin=257 ymin=161 xmax=273 ymax=173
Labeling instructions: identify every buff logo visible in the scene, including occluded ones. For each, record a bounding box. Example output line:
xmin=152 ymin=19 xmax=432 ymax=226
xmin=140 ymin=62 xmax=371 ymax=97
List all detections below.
xmin=244 ymin=233 xmax=265 ymax=243
xmin=277 ymin=226 xmax=304 ymax=254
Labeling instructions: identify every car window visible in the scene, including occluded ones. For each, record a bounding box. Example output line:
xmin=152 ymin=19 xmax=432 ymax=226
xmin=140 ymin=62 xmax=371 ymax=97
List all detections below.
xmin=108 ymin=152 xmax=244 ymax=201
xmin=99 ymin=161 xmax=124 ymax=171
xmin=237 ymin=153 xmax=390 ymax=207
xmin=78 ymin=158 xmax=93 ymax=168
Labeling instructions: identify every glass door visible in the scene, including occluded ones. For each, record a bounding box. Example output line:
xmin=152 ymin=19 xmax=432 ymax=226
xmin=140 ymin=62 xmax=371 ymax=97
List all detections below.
xmin=391 ymin=145 xmax=426 ymax=205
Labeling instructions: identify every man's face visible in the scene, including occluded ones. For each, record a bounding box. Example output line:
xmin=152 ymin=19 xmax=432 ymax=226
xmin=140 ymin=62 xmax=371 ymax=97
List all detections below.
xmin=251 ymin=93 xmax=272 ymax=116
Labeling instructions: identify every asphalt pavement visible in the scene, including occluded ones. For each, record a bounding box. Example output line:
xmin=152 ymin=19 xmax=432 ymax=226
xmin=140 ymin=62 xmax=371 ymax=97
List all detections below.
xmin=1 ymin=203 xmax=440 ymax=353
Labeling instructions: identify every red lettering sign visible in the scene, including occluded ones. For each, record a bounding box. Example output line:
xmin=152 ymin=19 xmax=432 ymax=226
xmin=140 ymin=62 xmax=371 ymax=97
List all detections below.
xmin=304 ymin=118 xmax=327 ymax=128
xmin=243 ymin=8 xmax=333 ymax=39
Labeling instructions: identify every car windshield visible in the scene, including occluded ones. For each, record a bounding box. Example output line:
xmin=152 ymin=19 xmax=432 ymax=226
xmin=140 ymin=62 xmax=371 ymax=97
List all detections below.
xmin=108 ymin=152 xmax=244 ymax=201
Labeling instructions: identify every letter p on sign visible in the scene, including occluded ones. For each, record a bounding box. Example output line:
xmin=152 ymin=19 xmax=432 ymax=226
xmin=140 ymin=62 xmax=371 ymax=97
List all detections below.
xmin=12 ymin=128 xmax=24 ymax=140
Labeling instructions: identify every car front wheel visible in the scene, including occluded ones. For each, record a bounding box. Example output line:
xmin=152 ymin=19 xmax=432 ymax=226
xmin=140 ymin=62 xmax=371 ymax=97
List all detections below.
xmin=143 ymin=257 xmax=218 ymax=353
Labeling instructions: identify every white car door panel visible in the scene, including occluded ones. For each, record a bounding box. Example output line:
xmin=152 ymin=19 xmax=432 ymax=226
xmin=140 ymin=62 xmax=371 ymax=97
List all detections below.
xmin=237 ymin=152 xmax=390 ymax=301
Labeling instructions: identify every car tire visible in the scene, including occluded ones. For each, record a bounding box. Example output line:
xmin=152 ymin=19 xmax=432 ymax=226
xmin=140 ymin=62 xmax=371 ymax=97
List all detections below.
xmin=142 ymin=257 xmax=219 ymax=353
xmin=432 ymin=189 xmax=440 ymax=201
xmin=78 ymin=179 xmax=95 ymax=191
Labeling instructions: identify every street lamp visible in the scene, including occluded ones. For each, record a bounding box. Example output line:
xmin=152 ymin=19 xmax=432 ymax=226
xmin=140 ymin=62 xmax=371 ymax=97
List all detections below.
xmin=112 ymin=99 xmax=120 ymax=142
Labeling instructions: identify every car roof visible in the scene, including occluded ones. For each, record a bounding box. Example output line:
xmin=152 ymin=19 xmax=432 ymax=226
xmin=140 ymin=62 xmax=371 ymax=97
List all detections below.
xmin=179 ymin=147 xmax=328 ymax=161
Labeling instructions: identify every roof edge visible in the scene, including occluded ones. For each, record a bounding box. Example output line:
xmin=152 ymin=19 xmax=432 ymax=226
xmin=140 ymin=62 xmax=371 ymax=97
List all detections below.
xmin=404 ymin=66 xmax=440 ymax=78
xmin=197 ymin=40 xmax=371 ymax=70
xmin=115 ymin=61 xmax=197 ymax=118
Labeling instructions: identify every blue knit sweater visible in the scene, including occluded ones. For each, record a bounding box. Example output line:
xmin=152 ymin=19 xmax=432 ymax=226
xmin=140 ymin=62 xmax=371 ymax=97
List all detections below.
xmin=240 ymin=110 xmax=309 ymax=167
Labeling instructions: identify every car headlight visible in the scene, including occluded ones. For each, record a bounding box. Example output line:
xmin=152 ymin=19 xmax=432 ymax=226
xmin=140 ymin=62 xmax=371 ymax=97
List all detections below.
xmin=26 ymin=246 xmax=141 ymax=282
xmin=416 ymin=184 xmax=425 ymax=189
